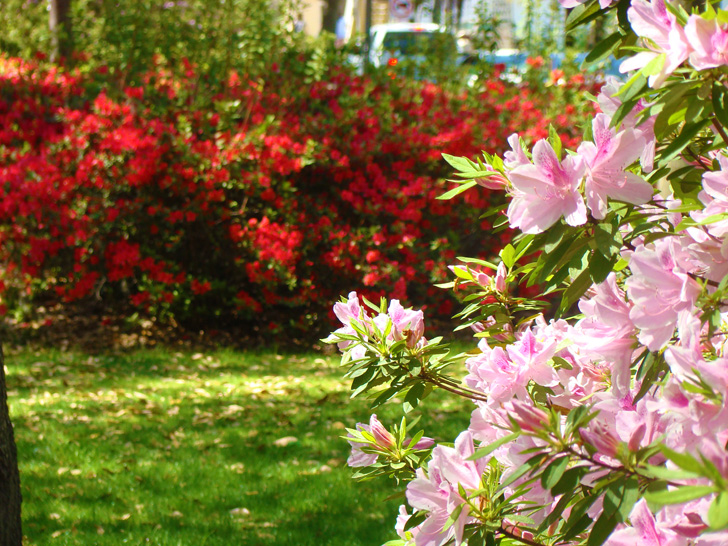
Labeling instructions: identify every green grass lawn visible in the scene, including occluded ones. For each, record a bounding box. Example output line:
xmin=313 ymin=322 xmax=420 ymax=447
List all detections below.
xmin=6 ymin=345 xmax=471 ymax=545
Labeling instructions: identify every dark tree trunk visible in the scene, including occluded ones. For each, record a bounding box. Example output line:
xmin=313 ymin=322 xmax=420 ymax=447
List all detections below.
xmin=49 ymin=0 xmax=73 ymax=63
xmin=0 ymin=344 xmax=22 ymax=546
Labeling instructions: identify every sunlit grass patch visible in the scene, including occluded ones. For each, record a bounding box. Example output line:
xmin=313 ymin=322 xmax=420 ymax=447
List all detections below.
xmin=7 ymin=346 xmax=470 ymax=546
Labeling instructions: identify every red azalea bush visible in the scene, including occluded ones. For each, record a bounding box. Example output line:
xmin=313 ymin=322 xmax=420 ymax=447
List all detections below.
xmin=0 ymin=54 xmax=597 ymax=336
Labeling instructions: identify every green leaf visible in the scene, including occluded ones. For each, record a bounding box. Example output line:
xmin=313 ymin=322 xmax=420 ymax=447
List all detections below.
xmin=500 ymin=454 xmax=544 ymax=490
xmin=659 ymin=446 xmax=706 ymax=475
xmin=587 ymin=478 xmax=641 ymax=546
xmin=587 ymin=511 xmax=619 ymax=546
xmin=551 ymin=466 xmax=589 ymax=496
xmin=708 ymin=491 xmax=728 ymax=530
xmin=566 ymin=0 xmax=602 ymax=31
xmin=371 ymin=385 xmax=401 ymax=408
xmin=541 ymin=456 xmax=570 ymax=491
xmin=468 ymin=432 xmax=520 ymax=460
xmin=500 ymin=244 xmax=516 ymax=268
xmin=438 ymin=180 xmax=478 ymax=200
xmin=537 ymin=490 xmax=575 ymax=533
xmin=659 ymin=119 xmax=711 ymax=165
xmin=558 ymin=267 xmax=593 ymax=316
xmin=615 ymin=71 xmax=647 ymax=102
xmin=684 ymin=96 xmax=707 ymax=124
xmin=548 ymin=124 xmax=562 ymax=161
xmin=713 ymin=81 xmax=728 ymax=130
xmin=403 ymin=381 xmax=426 ymax=412
xmin=451 ymin=266 xmax=474 ymax=280
xmin=583 ymin=31 xmax=624 ymax=66
xmin=442 ymin=153 xmax=477 ymax=173
xmin=457 ymin=256 xmax=498 ymax=269
xmin=644 ymin=485 xmax=716 ymax=506
xmin=593 ymin=222 xmax=623 ymax=259
xmin=588 ymin=249 xmax=616 ymax=284
xmin=641 ymin=53 xmax=666 ymax=77
xmin=561 ymin=494 xmax=600 ymax=541
xmin=404 ymin=510 xmax=427 ymax=531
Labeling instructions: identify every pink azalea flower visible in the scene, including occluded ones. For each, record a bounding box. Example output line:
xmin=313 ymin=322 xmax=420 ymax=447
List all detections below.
xmin=395 ymin=505 xmax=419 ymax=545
xmin=597 ymin=77 xmax=656 ymax=172
xmin=465 ymin=330 xmax=558 ymax=405
xmin=691 ymin=155 xmax=728 ymax=238
xmin=577 ymin=114 xmax=653 ymax=219
xmin=620 ymin=0 xmax=690 ymax=87
xmin=503 ymin=133 xmax=530 ymax=171
xmin=614 ymin=396 xmax=666 ymax=452
xmin=575 ymin=273 xmax=638 ymax=396
xmin=685 ymin=14 xmax=728 ymax=70
xmin=580 ymin=420 xmax=622 ymax=460
xmin=406 ymin=432 xmax=484 ymax=545
xmin=661 ymin=497 xmax=711 ymax=539
xmin=331 ymin=291 xmax=368 ymax=358
xmin=333 ymin=290 xmax=362 ymax=326
xmin=605 ymin=499 xmax=686 ymax=546
xmin=404 ymin=469 xmax=453 ymax=546
xmin=387 ymin=299 xmax=426 ymax=348
xmin=507 ymin=139 xmax=587 ymax=234
xmin=626 ymin=237 xmax=701 ymax=350
xmin=468 ymin=404 xmax=513 ymax=445
xmin=664 ymin=344 xmax=728 ymax=437
xmin=685 ymin=231 xmax=728 ymax=284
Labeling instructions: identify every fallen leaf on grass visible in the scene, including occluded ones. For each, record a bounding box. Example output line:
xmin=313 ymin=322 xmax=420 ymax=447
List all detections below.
xmin=273 ymin=436 xmax=297 ymax=447
xmin=229 ymin=507 xmax=250 ymax=517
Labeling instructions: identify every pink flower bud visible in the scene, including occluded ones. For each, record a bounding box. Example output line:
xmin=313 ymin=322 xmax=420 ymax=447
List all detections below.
xmin=506 ymin=400 xmax=549 ymax=433
xmin=405 ymin=312 xmax=425 ymax=348
xmin=475 ymin=271 xmax=493 ymax=286
xmin=495 ymin=262 xmax=507 ymax=292
xmin=475 ymin=173 xmax=508 ymax=190
xmin=369 ymin=414 xmax=396 ymax=449
xmin=580 ymin=422 xmax=620 ymax=459
xmin=470 ymin=322 xmax=486 ymax=333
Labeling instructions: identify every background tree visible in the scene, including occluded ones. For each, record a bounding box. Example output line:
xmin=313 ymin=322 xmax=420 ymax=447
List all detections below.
xmin=49 ymin=0 xmax=73 ymax=62
xmin=0 ymin=345 xmax=22 ymax=546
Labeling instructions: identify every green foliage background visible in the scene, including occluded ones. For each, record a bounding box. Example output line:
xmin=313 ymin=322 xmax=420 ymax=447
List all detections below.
xmin=0 ymin=0 xmax=304 ymax=81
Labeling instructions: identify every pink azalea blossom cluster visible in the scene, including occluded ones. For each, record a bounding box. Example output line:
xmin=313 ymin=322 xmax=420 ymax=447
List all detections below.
xmin=360 ymin=256 xmax=728 ymax=545
xmin=560 ymin=0 xmax=728 ymax=88
xmin=332 ymin=291 xmax=426 ymax=358
xmin=505 ymin=100 xmax=654 ymax=233
xmin=329 ymin=2 xmax=728 ymax=544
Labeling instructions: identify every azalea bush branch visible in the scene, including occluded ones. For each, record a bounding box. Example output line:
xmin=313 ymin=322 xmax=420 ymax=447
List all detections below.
xmin=418 ymin=372 xmax=490 ymax=404
xmin=498 ymin=524 xmax=548 ymax=546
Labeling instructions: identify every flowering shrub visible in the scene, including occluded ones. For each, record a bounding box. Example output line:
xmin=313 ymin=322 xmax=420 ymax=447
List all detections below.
xmin=326 ymin=1 xmax=728 ymax=545
xmin=0 ymin=53 xmax=593 ymax=333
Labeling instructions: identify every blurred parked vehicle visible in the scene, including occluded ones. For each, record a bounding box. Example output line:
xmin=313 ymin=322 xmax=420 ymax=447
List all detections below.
xmin=369 ymin=23 xmax=460 ymax=67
